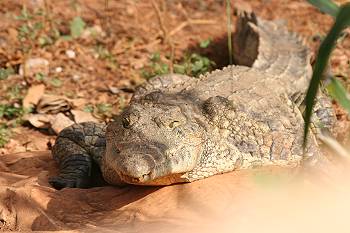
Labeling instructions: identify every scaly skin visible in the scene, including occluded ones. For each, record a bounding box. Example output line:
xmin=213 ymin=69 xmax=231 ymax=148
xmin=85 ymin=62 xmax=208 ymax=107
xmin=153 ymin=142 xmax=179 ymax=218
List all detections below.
xmin=49 ymin=12 xmax=335 ymax=189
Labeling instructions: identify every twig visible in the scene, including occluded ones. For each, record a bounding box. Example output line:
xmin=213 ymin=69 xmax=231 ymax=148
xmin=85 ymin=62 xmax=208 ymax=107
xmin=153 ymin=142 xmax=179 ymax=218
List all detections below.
xmin=226 ymin=0 xmax=233 ymax=65
xmin=151 ymin=0 xmax=168 ymax=43
xmin=151 ymin=0 xmax=174 ymax=72
xmin=43 ymin=0 xmax=54 ymax=34
xmin=169 ymin=19 xmax=217 ymax=37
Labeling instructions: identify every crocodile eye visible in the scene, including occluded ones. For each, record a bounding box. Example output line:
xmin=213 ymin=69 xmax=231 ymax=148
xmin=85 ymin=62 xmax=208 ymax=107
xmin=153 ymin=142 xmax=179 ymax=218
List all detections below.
xmin=168 ymin=120 xmax=180 ymax=129
xmin=122 ymin=117 xmax=131 ymax=128
xmin=121 ymin=111 xmax=140 ymax=129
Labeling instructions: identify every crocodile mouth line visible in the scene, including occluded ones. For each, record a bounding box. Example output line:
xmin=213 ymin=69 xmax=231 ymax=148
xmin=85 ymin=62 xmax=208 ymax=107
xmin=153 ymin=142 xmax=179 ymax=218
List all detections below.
xmin=119 ymin=172 xmax=187 ymax=185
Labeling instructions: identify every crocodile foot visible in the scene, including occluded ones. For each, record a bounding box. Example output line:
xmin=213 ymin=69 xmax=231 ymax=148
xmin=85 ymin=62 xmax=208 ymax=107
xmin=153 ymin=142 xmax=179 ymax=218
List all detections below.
xmin=49 ymin=154 xmax=92 ymax=189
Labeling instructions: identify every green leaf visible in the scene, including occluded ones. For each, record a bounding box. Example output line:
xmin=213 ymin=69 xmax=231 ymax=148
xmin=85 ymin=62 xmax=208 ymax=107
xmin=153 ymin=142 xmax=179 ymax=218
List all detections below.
xmin=35 ymin=72 xmax=45 ymax=81
xmin=199 ymin=39 xmax=211 ymax=48
xmin=15 ymin=6 xmax=32 ymax=21
xmin=326 ymin=77 xmax=350 ymax=113
xmin=50 ymin=78 xmax=62 ymax=87
xmin=303 ymin=3 xmax=350 ymax=147
xmin=0 ymin=123 xmax=10 ymax=148
xmin=0 ymin=67 xmax=14 ymax=80
xmin=70 ymin=16 xmax=86 ymax=38
xmin=96 ymin=103 xmax=112 ymax=114
xmin=307 ymin=0 xmax=340 ymax=18
xmin=83 ymin=105 xmax=94 ymax=113
xmin=150 ymin=52 xmax=161 ymax=62
xmin=173 ymin=64 xmax=186 ymax=74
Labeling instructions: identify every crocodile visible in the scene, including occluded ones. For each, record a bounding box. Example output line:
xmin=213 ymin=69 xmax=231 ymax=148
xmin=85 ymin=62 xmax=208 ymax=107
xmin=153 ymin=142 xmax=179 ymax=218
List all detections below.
xmin=49 ymin=11 xmax=335 ymax=189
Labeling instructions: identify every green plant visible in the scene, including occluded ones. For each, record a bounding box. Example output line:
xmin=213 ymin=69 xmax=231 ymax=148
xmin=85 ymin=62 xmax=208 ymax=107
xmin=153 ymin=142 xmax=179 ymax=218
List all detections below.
xmin=96 ymin=103 xmax=113 ymax=120
xmin=0 ymin=124 xmax=10 ymax=148
xmin=0 ymin=67 xmax=15 ymax=80
xmin=16 ymin=6 xmax=59 ymax=51
xmin=95 ymin=44 xmax=118 ymax=70
xmin=83 ymin=104 xmax=94 ymax=113
xmin=6 ymin=85 xmax=22 ymax=101
xmin=142 ymin=50 xmax=215 ymax=79
xmin=0 ymin=104 xmax=25 ymax=120
xmin=70 ymin=16 xmax=86 ymax=38
xmin=141 ymin=52 xmax=170 ymax=79
xmin=50 ymin=77 xmax=62 ymax=87
xmin=303 ymin=1 xmax=350 ymax=145
xmin=173 ymin=53 xmax=215 ymax=77
xmin=199 ymin=38 xmax=211 ymax=48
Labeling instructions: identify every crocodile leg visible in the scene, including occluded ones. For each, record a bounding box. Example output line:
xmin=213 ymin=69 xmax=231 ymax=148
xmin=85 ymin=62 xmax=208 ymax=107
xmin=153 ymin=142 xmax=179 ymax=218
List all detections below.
xmin=49 ymin=122 xmax=107 ymax=189
xmin=292 ymin=91 xmax=336 ymax=135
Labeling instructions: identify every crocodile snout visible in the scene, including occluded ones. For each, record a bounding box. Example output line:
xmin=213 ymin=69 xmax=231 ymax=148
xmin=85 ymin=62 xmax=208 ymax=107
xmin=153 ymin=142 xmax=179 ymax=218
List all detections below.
xmin=116 ymin=152 xmax=155 ymax=182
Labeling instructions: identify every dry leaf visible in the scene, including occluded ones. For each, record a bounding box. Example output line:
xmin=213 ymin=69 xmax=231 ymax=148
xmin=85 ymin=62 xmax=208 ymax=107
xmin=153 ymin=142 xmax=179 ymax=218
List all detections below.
xmin=37 ymin=95 xmax=71 ymax=114
xmin=71 ymin=98 xmax=87 ymax=108
xmin=50 ymin=113 xmax=74 ymax=134
xmin=71 ymin=110 xmax=99 ymax=123
xmin=22 ymin=84 xmax=46 ymax=109
xmin=25 ymin=113 xmax=54 ymax=129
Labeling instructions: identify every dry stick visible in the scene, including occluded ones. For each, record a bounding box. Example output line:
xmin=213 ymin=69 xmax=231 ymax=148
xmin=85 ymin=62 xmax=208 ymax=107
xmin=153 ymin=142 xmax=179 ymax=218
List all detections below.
xmin=151 ymin=0 xmax=168 ymax=42
xmin=104 ymin=0 xmax=109 ymax=35
xmin=151 ymin=0 xmax=174 ymax=73
xmin=113 ymin=19 xmax=216 ymax=56
xmin=43 ymin=0 xmax=55 ymax=35
xmin=226 ymin=0 xmax=233 ymax=65
xmin=169 ymin=19 xmax=217 ymax=37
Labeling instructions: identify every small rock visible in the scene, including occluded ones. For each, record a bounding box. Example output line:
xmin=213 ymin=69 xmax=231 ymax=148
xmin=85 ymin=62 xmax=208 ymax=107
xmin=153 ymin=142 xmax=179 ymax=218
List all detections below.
xmin=81 ymin=25 xmax=106 ymax=39
xmin=30 ymin=0 xmax=45 ymax=8
xmin=65 ymin=50 xmax=76 ymax=59
xmin=55 ymin=67 xmax=63 ymax=73
xmin=50 ymin=113 xmax=74 ymax=134
xmin=72 ymin=74 xmax=80 ymax=82
xmin=19 ymin=58 xmax=49 ymax=77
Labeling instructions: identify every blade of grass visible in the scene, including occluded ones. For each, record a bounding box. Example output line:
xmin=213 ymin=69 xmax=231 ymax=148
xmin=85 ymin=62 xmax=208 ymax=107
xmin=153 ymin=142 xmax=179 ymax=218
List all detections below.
xmin=307 ymin=0 xmax=340 ymax=18
xmin=303 ymin=3 xmax=350 ymax=147
xmin=326 ymin=77 xmax=350 ymax=113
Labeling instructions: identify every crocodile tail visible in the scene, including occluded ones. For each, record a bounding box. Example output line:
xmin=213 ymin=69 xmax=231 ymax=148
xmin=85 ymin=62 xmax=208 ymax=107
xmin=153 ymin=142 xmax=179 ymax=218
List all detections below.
xmin=233 ymin=11 xmax=312 ymax=90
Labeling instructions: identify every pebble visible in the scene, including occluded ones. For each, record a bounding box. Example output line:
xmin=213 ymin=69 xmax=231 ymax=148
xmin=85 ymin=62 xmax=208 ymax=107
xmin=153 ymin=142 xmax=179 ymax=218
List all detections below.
xmin=19 ymin=58 xmax=49 ymax=77
xmin=72 ymin=74 xmax=80 ymax=82
xmin=66 ymin=50 xmax=76 ymax=59
xmin=55 ymin=67 xmax=63 ymax=73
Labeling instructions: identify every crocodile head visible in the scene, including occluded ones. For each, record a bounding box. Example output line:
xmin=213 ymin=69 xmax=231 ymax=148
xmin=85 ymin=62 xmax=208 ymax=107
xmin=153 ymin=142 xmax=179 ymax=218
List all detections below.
xmin=104 ymin=91 xmax=206 ymax=185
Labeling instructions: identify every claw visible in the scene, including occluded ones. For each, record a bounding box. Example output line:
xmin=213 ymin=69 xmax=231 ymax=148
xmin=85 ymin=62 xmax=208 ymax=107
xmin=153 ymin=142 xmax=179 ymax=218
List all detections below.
xmin=49 ymin=175 xmax=90 ymax=189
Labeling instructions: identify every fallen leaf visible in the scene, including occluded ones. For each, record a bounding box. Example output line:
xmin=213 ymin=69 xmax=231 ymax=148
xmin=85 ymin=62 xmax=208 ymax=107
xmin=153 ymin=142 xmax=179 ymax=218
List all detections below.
xmin=22 ymin=84 xmax=46 ymax=109
xmin=50 ymin=113 xmax=74 ymax=134
xmin=71 ymin=98 xmax=87 ymax=108
xmin=71 ymin=110 xmax=99 ymax=123
xmin=25 ymin=113 xmax=54 ymax=129
xmin=37 ymin=95 xmax=71 ymax=114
